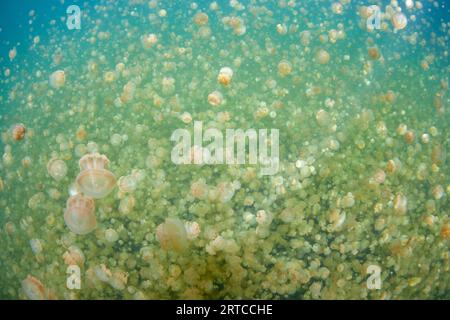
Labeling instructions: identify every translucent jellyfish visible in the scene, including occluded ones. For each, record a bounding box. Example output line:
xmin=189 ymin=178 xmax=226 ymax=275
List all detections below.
xmin=368 ymin=47 xmax=380 ymax=60
xmin=47 ymin=158 xmax=68 ymax=181
xmin=217 ymin=67 xmax=233 ymax=86
xmin=49 ymin=70 xmax=65 ymax=89
xmin=278 ymin=60 xmax=292 ymax=76
xmin=185 ymin=221 xmax=201 ymax=240
xmin=9 ymin=47 xmax=17 ymax=61
xmin=331 ymin=2 xmax=343 ymax=14
xmin=12 ymin=123 xmax=26 ymax=141
xmin=156 ymin=218 xmax=188 ymax=252
xmin=108 ymin=270 xmax=128 ymax=290
xmin=404 ymin=130 xmax=415 ymax=144
xmin=105 ymin=228 xmax=119 ymax=243
xmin=194 ymin=12 xmax=209 ymax=26
xmin=391 ymin=12 xmax=407 ymax=30
xmin=22 ymin=275 xmax=46 ymax=300
xmin=372 ymin=170 xmax=386 ymax=184
xmin=190 ymin=179 xmax=207 ymax=199
xmin=29 ymin=238 xmax=43 ymax=255
xmin=76 ymin=153 xmax=117 ymax=199
xmin=119 ymin=195 xmax=135 ymax=214
xmin=207 ymin=91 xmax=223 ymax=107
xmin=394 ymin=193 xmax=408 ymax=215
xmin=117 ymin=174 xmax=138 ymax=193
xmin=63 ymin=245 xmax=85 ymax=266
xmin=141 ymin=33 xmax=158 ymax=49
xmin=64 ymin=194 xmax=97 ymax=235
xmin=316 ymin=109 xmax=331 ymax=127
xmin=315 ymin=49 xmax=330 ymax=64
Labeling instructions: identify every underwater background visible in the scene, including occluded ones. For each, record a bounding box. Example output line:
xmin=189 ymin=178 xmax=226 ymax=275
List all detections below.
xmin=0 ymin=0 xmax=448 ymax=299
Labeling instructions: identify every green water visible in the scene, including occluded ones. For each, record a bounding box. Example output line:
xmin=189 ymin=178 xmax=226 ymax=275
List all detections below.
xmin=0 ymin=0 xmax=448 ymax=299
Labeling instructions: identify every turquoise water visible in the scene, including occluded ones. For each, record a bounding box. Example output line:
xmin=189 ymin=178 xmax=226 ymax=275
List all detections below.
xmin=0 ymin=0 xmax=448 ymax=299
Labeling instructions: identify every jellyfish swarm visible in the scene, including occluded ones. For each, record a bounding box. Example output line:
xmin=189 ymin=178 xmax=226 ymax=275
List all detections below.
xmin=156 ymin=218 xmax=188 ymax=252
xmin=76 ymin=153 xmax=116 ymax=199
xmin=64 ymin=194 xmax=97 ymax=235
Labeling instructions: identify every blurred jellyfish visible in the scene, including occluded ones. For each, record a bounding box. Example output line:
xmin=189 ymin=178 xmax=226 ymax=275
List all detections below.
xmin=49 ymin=70 xmax=65 ymax=89
xmin=315 ymin=49 xmax=330 ymax=64
xmin=12 ymin=123 xmax=26 ymax=141
xmin=22 ymin=275 xmax=46 ymax=300
xmin=76 ymin=153 xmax=116 ymax=199
xmin=141 ymin=34 xmax=158 ymax=49
xmin=217 ymin=67 xmax=233 ymax=86
xmin=208 ymin=91 xmax=223 ymax=106
xmin=156 ymin=218 xmax=188 ymax=252
xmin=391 ymin=12 xmax=407 ymax=30
xmin=64 ymin=194 xmax=96 ymax=235
xmin=47 ymin=158 xmax=68 ymax=181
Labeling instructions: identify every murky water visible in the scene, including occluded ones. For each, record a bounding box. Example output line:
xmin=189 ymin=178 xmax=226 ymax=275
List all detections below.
xmin=0 ymin=0 xmax=448 ymax=300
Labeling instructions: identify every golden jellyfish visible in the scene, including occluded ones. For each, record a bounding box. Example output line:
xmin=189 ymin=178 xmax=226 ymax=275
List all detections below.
xmin=217 ymin=67 xmax=233 ymax=86
xmin=47 ymin=158 xmax=68 ymax=181
xmin=156 ymin=218 xmax=188 ymax=252
xmin=63 ymin=245 xmax=85 ymax=267
xmin=22 ymin=275 xmax=46 ymax=300
xmin=368 ymin=47 xmax=381 ymax=60
xmin=207 ymin=91 xmax=223 ymax=107
xmin=331 ymin=2 xmax=343 ymax=14
xmin=441 ymin=224 xmax=450 ymax=239
xmin=315 ymin=49 xmax=330 ymax=64
xmin=49 ymin=70 xmax=65 ymax=89
xmin=141 ymin=33 xmax=158 ymax=49
xmin=194 ymin=12 xmax=209 ymax=26
xmin=76 ymin=153 xmax=117 ymax=199
xmin=391 ymin=12 xmax=407 ymax=30
xmin=64 ymin=194 xmax=97 ymax=235
xmin=404 ymin=130 xmax=415 ymax=144
xmin=316 ymin=109 xmax=331 ymax=127
xmin=278 ymin=60 xmax=292 ymax=76
xmin=12 ymin=123 xmax=26 ymax=141
xmin=9 ymin=47 xmax=17 ymax=61
xmin=394 ymin=193 xmax=408 ymax=215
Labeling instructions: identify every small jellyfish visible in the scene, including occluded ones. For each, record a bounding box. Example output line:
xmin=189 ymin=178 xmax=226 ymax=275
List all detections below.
xmin=9 ymin=47 xmax=17 ymax=61
xmin=331 ymin=2 xmax=343 ymax=14
xmin=190 ymin=179 xmax=207 ymax=199
xmin=278 ymin=60 xmax=292 ymax=77
xmin=105 ymin=228 xmax=119 ymax=243
xmin=316 ymin=109 xmax=331 ymax=127
xmin=12 ymin=123 xmax=26 ymax=141
xmin=156 ymin=218 xmax=188 ymax=252
xmin=391 ymin=12 xmax=407 ymax=30
xmin=368 ymin=47 xmax=381 ymax=60
xmin=207 ymin=91 xmax=223 ymax=107
xmin=394 ymin=193 xmax=408 ymax=215
xmin=404 ymin=131 xmax=415 ymax=144
xmin=22 ymin=275 xmax=46 ymax=300
xmin=47 ymin=158 xmax=68 ymax=181
xmin=64 ymin=194 xmax=96 ymax=235
xmin=141 ymin=33 xmax=158 ymax=49
xmin=76 ymin=153 xmax=117 ymax=199
xmin=117 ymin=175 xmax=138 ymax=193
xmin=108 ymin=270 xmax=128 ymax=290
xmin=63 ymin=245 xmax=85 ymax=266
xmin=315 ymin=49 xmax=330 ymax=64
xmin=217 ymin=67 xmax=233 ymax=86
xmin=194 ymin=12 xmax=209 ymax=26
xmin=49 ymin=70 xmax=65 ymax=89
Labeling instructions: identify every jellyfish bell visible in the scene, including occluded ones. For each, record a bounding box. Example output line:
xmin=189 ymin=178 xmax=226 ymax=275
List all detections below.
xmin=194 ymin=12 xmax=209 ymax=26
xmin=207 ymin=91 xmax=223 ymax=107
xmin=156 ymin=218 xmax=188 ymax=252
xmin=278 ymin=60 xmax=292 ymax=76
xmin=47 ymin=158 xmax=68 ymax=181
xmin=315 ymin=49 xmax=330 ymax=64
xmin=49 ymin=70 xmax=65 ymax=89
xmin=12 ymin=123 xmax=26 ymax=141
xmin=63 ymin=245 xmax=85 ymax=266
xmin=64 ymin=194 xmax=96 ymax=235
xmin=391 ymin=12 xmax=407 ymax=30
xmin=141 ymin=33 xmax=158 ymax=49
xmin=22 ymin=275 xmax=46 ymax=300
xmin=76 ymin=153 xmax=116 ymax=199
xmin=217 ymin=67 xmax=233 ymax=86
